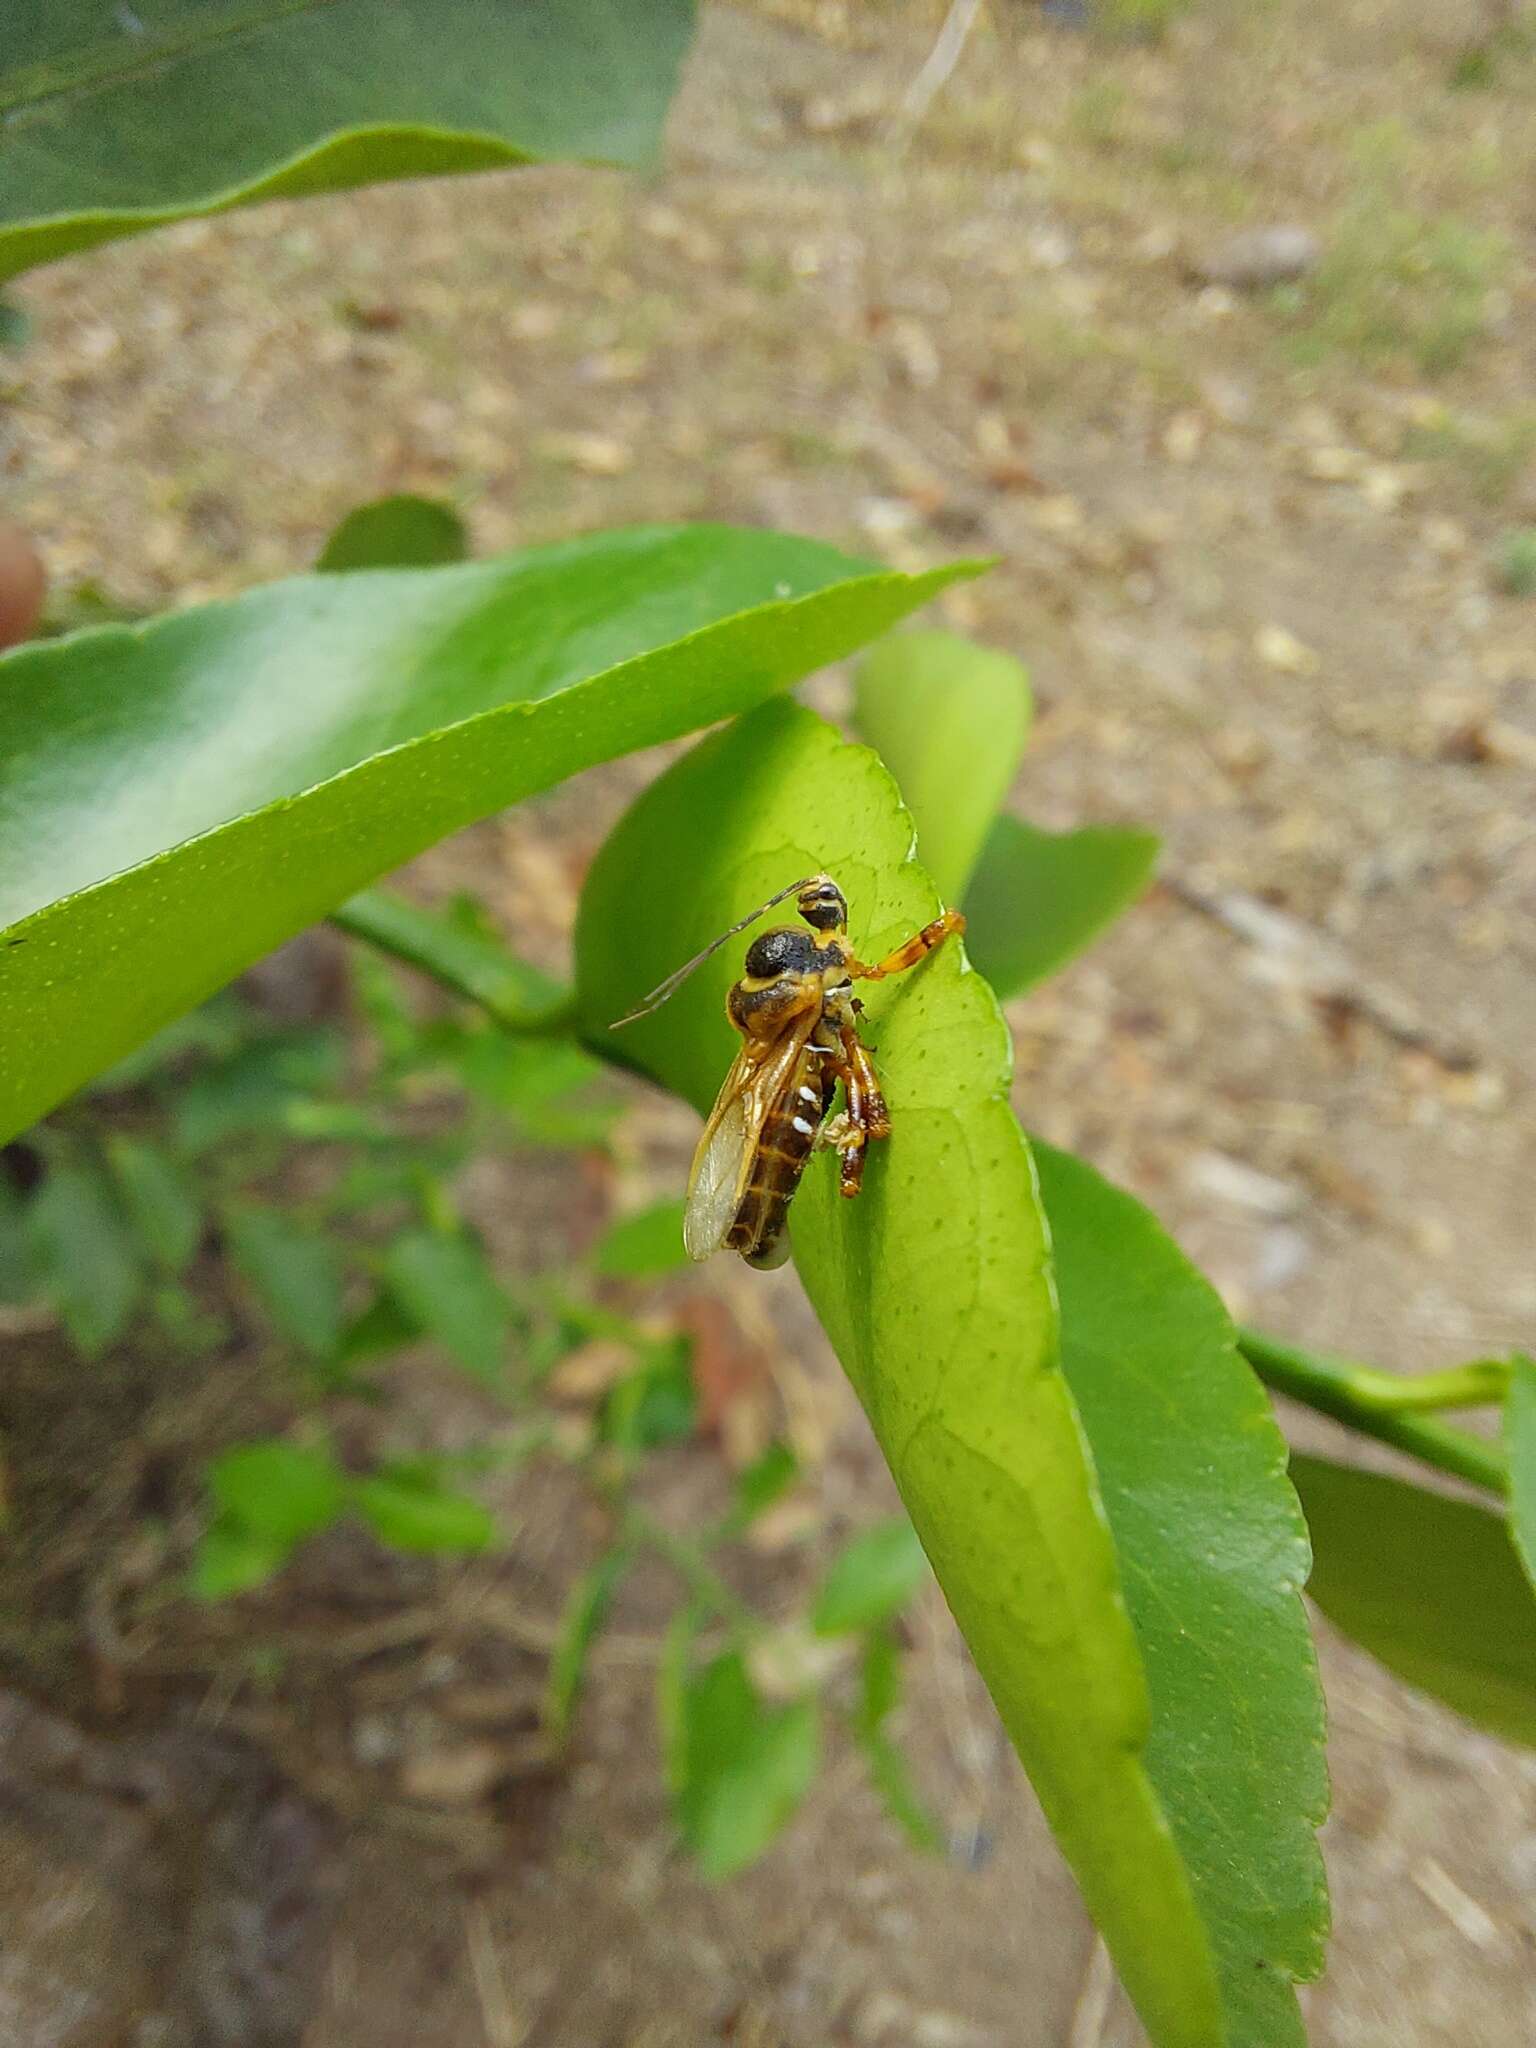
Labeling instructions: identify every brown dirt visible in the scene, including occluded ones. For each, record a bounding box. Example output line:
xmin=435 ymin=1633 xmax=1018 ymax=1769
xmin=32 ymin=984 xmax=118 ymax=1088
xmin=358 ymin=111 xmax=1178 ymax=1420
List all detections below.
xmin=4 ymin=2 xmax=1536 ymax=2043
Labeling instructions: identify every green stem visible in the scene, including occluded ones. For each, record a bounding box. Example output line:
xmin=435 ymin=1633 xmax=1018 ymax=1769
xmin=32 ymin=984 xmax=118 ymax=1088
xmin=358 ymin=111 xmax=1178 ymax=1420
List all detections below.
xmin=1237 ymin=1327 xmax=1508 ymax=1498
xmin=331 ymin=888 xmax=577 ymax=1035
xmin=622 ymin=1504 xmax=756 ymax=1633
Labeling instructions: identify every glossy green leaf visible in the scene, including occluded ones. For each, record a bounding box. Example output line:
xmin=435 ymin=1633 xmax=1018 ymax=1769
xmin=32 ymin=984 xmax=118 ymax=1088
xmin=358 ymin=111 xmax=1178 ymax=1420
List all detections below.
xmin=1503 ymin=1355 xmax=1536 ymax=1596
xmin=672 ymin=1650 xmax=820 ymax=1879
xmin=0 ymin=0 xmax=697 ymax=285
xmin=351 ymin=1464 xmax=495 ymax=1554
xmin=1292 ymin=1453 xmax=1536 ymax=1748
xmin=855 ymin=1628 xmax=942 ymax=1851
xmin=0 ymin=526 xmax=971 ymax=1143
xmin=225 ymin=1205 xmax=346 ymax=1358
xmin=384 ymin=1228 xmax=511 ymax=1387
xmin=545 ymin=1546 xmax=632 ymax=1744
xmin=1036 ymin=1142 xmax=1329 ymax=2048
xmin=575 ymin=699 xmax=1224 ymax=2048
xmin=812 ymin=1517 xmax=929 ymax=1636
xmin=852 ymin=630 xmax=1029 ymax=901
xmin=207 ymin=1438 xmax=345 ymax=1548
xmin=318 ymin=495 xmax=467 ymax=573
xmin=964 ymin=816 xmax=1160 ymax=1001
xmin=594 ymin=1199 xmax=690 ymax=1279
xmin=26 ymin=1157 xmax=142 ymax=1353
xmin=105 ymin=1136 xmax=203 ymax=1276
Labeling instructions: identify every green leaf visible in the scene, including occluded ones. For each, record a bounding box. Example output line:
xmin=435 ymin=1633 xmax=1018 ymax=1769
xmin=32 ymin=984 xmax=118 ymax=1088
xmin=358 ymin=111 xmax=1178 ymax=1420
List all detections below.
xmin=336 ymin=889 xmax=564 ymax=1029
xmin=594 ymin=1199 xmax=690 ymax=1279
xmin=1037 ymin=1142 xmax=1329 ymax=2048
xmin=854 ymin=1629 xmax=942 ymax=1851
xmin=730 ymin=1442 xmax=799 ymax=1527
xmin=575 ymin=699 xmax=1224 ymax=2048
xmin=0 ymin=1177 xmax=39 ymax=1305
xmin=964 ymin=816 xmax=1160 ymax=1001
xmin=852 ymin=630 xmax=1030 ymax=901
xmin=600 ymin=1342 xmax=697 ymax=1452
xmin=1292 ymin=1453 xmax=1536 ymax=1749
xmin=1503 ymin=1355 xmax=1536 ymax=1596
xmin=105 ymin=1136 xmax=203 ymax=1276
xmin=170 ymin=1031 xmax=345 ymax=1154
xmin=672 ymin=1650 xmax=820 ymax=1879
xmin=545 ymin=1547 xmax=632 ymax=1744
xmin=26 ymin=1157 xmax=142 ymax=1353
xmin=812 ymin=1518 xmax=929 ymax=1636
xmin=225 ymin=1205 xmax=346 ymax=1358
xmin=0 ymin=0 xmax=697 ymax=285
xmin=351 ymin=1463 xmax=495 ymax=1554
xmin=317 ymin=496 xmax=467 ymax=573
xmin=384 ymin=1228 xmax=511 ymax=1387
xmin=189 ymin=1521 xmax=289 ymax=1601
xmin=0 ymin=526 xmax=974 ymax=1143
xmin=207 ymin=1438 xmax=345 ymax=1548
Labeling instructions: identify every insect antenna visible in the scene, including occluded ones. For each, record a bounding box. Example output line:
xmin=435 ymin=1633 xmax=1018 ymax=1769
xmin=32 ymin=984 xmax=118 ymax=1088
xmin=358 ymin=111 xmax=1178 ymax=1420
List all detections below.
xmin=610 ymin=875 xmax=821 ymax=1028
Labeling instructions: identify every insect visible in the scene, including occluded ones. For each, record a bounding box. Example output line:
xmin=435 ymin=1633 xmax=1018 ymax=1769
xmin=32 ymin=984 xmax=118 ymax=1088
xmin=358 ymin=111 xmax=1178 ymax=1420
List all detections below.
xmin=612 ymin=875 xmax=964 ymax=1269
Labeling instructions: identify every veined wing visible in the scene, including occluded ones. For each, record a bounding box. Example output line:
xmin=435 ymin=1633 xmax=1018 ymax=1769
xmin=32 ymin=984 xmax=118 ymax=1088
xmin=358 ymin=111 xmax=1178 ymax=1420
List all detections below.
xmin=684 ymin=1019 xmax=818 ymax=1261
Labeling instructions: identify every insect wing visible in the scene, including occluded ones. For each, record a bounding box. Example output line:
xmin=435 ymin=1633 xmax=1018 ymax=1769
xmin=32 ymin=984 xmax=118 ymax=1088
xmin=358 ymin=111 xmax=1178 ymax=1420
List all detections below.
xmin=684 ymin=1087 xmax=751 ymax=1260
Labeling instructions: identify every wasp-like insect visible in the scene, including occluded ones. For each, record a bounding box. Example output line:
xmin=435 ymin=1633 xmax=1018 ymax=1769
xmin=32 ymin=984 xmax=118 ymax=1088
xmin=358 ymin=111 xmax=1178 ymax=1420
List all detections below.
xmin=612 ymin=876 xmax=964 ymax=1269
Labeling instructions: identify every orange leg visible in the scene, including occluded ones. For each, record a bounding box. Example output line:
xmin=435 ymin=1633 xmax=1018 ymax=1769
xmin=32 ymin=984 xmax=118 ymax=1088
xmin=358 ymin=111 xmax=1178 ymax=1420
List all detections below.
xmin=839 ymin=1021 xmax=890 ymax=1142
xmin=849 ymin=908 xmax=965 ymax=984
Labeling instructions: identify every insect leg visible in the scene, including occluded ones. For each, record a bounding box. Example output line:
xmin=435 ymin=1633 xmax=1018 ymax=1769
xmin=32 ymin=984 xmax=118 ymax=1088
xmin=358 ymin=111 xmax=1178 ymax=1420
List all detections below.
xmin=838 ymin=1021 xmax=890 ymax=1141
xmin=849 ymin=907 xmax=965 ymax=983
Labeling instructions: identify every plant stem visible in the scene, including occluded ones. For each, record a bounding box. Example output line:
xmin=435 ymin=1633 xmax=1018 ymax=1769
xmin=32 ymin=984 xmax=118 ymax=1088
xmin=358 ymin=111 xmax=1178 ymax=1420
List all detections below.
xmin=1237 ymin=1327 xmax=1509 ymax=1497
xmin=331 ymin=888 xmax=578 ymax=1035
xmin=622 ymin=1504 xmax=756 ymax=1633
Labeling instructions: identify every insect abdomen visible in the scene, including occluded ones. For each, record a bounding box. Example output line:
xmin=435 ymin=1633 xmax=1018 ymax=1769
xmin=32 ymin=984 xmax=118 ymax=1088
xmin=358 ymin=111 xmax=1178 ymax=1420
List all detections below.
xmin=728 ymin=1056 xmax=831 ymax=1269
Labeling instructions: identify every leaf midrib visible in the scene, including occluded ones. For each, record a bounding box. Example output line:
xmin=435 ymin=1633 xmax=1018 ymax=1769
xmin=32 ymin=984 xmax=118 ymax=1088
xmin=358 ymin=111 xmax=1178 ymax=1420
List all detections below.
xmin=1 ymin=0 xmax=346 ymax=119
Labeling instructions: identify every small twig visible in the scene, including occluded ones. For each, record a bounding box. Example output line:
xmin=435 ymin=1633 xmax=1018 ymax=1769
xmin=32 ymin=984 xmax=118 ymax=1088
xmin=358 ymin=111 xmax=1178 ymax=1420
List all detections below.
xmin=890 ymin=0 xmax=986 ymax=142
xmin=1238 ymin=1327 xmax=1509 ymax=1497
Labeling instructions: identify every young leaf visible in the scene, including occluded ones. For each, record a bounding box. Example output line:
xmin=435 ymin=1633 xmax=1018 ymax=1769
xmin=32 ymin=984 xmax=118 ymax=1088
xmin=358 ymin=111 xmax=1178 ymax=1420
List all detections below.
xmin=575 ymin=699 xmax=1225 ymax=2048
xmin=105 ymin=1136 xmax=203 ymax=1276
xmin=1291 ymin=1453 xmax=1536 ymax=1749
xmin=190 ymin=1522 xmax=290 ymax=1602
xmin=730 ymin=1442 xmax=799 ymax=1527
xmin=594 ymin=1199 xmax=691 ymax=1279
xmin=964 ymin=817 xmax=1160 ymax=1001
xmin=26 ymin=1157 xmax=142 ymax=1354
xmin=225 ymin=1206 xmax=347 ymax=1359
xmin=545 ymin=1547 xmax=632 ymax=1745
xmin=854 ymin=1629 xmax=942 ymax=1851
xmin=852 ymin=630 xmax=1030 ymax=900
xmin=1036 ymin=1142 xmax=1329 ymax=2048
xmin=0 ymin=527 xmax=974 ymax=1143
xmin=1503 ymin=1355 xmax=1536 ymax=1596
xmin=317 ymin=496 xmax=467 ymax=573
xmin=811 ymin=1518 xmax=929 ymax=1636
xmin=384 ymin=1229 xmax=512 ymax=1387
xmin=672 ymin=1650 xmax=820 ymax=1879
xmin=207 ymin=1439 xmax=346 ymax=1549
xmin=351 ymin=1464 xmax=495 ymax=1555
xmin=0 ymin=0 xmax=698 ymax=285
